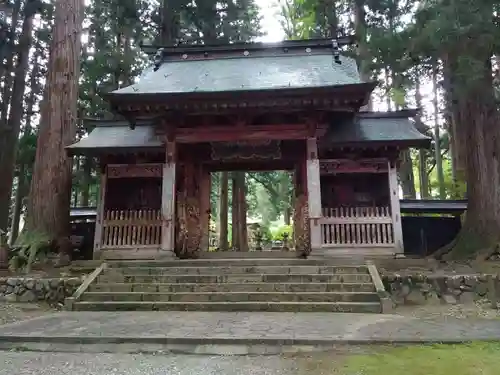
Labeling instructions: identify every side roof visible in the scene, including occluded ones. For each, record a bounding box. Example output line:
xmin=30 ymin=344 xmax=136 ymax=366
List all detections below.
xmin=66 ymin=110 xmax=430 ymax=155
xmin=66 ymin=120 xmax=162 ymax=155
xmin=320 ymin=110 xmax=430 ymax=149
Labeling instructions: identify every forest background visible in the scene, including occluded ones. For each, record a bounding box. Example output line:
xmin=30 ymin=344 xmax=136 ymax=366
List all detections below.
xmin=0 ymin=0 xmax=497 ymax=258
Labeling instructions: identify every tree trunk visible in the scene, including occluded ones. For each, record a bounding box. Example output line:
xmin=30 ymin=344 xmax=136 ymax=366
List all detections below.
xmin=442 ymin=57 xmax=466 ymax=184
xmin=444 ymin=48 xmax=500 ymax=257
xmin=236 ymin=172 xmax=248 ymax=252
xmin=432 ymin=60 xmax=446 ymax=199
xmin=399 ymin=151 xmax=416 ymax=199
xmin=160 ymin=0 xmax=180 ymax=44
xmin=72 ymin=157 xmax=80 ymax=207
xmin=80 ymin=156 xmax=92 ymax=206
xmin=353 ymin=0 xmax=372 ymax=110
xmin=26 ymin=0 xmax=84 ymax=265
xmin=384 ymin=67 xmax=392 ymax=111
xmin=0 ymin=6 xmax=35 ymax=233
xmin=280 ymin=172 xmax=292 ymax=225
xmin=218 ymin=171 xmax=228 ymax=250
xmin=10 ymin=50 xmax=40 ymax=246
xmin=9 ymin=163 xmax=25 ymax=245
xmin=415 ymin=69 xmax=429 ymax=198
xmin=0 ymin=0 xmax=21 ymax=111
xmin=231 ymin=173 xmax=239 ymax=250
xmin=284 ymin=207 xmax=291 ymax=226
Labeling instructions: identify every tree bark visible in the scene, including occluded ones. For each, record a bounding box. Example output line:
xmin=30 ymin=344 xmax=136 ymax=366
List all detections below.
xmin=9 ymin=163 xmax=25 ymax=245
xmin=353 ymin=0 xmax=372 ymax=110
xmin=9 ymin=50 xmax=40 ymax=246
xmin=0 ymin=5 xmax=35 ymax=233
xmin=443 ymin=48 xmax=500 ymax=257
xmin=160 ymin=0 xmax=180 ymax=44
xmin=231 ymin=173 xmax=239 ymax=250
xmin=80 ymin=156 xmax=92 ymax=206
xmin=442 ymin=57 xmax=466 ymax=183
xmin=432 ymin=60 xmax=446 ymax=199
xmin=26 ymin=0 xmax=84 ymax=265
xmin=218 ymin=171 xmax=228 ymax=251
xmin=415 ymin=69 xmax=429 ymax=198
xmin=0 ymin=0 xmax=21 ymax=108
xmin=399 ymin=150 xmax=416 ymax=199
xmin=236 ymin=172 xmax=248 ymax=252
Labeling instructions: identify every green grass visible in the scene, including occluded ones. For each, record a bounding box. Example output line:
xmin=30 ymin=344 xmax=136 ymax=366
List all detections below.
xmin=335 ymin=342 xmax=500 ymax=375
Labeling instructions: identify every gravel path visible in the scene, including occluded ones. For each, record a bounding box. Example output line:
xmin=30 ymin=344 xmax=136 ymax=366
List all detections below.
xmin=0 ymin=303 xmax=55 ymax=325
xmin=1 ymin=310 xmax=500 ymax=344
xmin=0 ymin=351 xmax=345 ymax=375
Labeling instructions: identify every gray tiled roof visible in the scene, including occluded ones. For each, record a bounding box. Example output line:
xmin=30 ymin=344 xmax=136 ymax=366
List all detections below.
xmin=111 ymin=54 xmax=361 ymax=95
xmin=321 ymin=116 xmax=430 ymax=148
xmin=66 ymin=113 xmax=429 ymax=155
xmin=66 ymin=124 xmax=161 ymax=154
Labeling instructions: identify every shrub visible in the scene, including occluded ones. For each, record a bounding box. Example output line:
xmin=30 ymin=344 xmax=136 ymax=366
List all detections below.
xmin=272 ymin=225 xmax=293 ymax=241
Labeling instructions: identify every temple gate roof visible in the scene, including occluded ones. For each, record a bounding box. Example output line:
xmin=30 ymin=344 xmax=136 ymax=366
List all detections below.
xmin=103 ymin=38 xmax=376 ymax=114
xmin=66 ymin=111 xmax=430 ymax=155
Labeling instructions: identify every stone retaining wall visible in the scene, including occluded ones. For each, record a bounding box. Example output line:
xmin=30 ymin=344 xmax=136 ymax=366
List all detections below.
xmin=0 ymin=277 xmax=82 ymax=304
xmin=1 ymin=273 xmax=499 ymax=307
xmin=382 ymin=273 xmax=500 ymax=306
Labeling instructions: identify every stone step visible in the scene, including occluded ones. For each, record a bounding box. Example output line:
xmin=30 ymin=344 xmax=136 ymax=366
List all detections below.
xmin=81 ymin=291 xmax=380 ymax=303
xmin=88 ymin=282 xmax=375 ymax=293
xmin=112 ymin=265 xmax=368 ymax=276
xmin=72 ymin=301 xmax=382 ymax=313
xmin=198 ymin=251 xmax=299 ymax=259
xmin=97 ymin=273 xmax=373 ymax=284
xmin=107 ymin=258 xmax=366 ymax=268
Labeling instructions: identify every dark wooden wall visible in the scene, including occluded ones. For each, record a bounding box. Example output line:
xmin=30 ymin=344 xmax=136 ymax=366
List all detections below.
xmin=105 ymin=177 xmax=162 ymax=210
xmin=320 ymin=173 xmax=390 ymax=208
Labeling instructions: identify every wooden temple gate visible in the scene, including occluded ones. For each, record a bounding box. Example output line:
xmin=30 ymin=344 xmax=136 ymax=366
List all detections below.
xmin=90 ymin=144 xmax=404 ymax=259
xmin=171 ymin=134 xmax=319 ymax=258
xmin=66 ymin=39 xmax=428 ymax=259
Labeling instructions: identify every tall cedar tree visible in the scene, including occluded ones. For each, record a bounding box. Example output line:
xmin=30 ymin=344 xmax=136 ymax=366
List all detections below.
xmin=0 ymin=0 xmax=38 ymax=234
xmin=26 ymin=0 xmax=84 ymax=263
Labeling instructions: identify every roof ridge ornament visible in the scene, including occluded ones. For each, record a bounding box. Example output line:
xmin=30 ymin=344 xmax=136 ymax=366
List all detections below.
xmin=331 ymin=38 xmax=341 ymax=65
xmin=153 ymin=48 xmax=165 ymax=72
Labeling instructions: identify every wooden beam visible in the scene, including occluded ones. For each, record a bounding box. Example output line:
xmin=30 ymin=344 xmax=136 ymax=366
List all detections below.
xmin=320 ymin=158 xmax=389 ymax=175
xmin=161 ymin=141 xmax=176 ymax=255
xmin=106 ymin=163 xmax=163 ymax=178
xmin=93 ymin=170 xmax=107 ymax=260
xmin=175 ymin=124 xmax=313 ymax=143
xmin=388 ymin=161 xmax=404 ymax=254
xmin=306 ymin=137 xmax=322 ymax=250
xmin=204 ymin=161 xmax=296 ymax=172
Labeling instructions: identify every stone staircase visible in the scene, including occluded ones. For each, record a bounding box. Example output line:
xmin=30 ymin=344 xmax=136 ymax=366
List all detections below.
xmin=68 ymin=258 xmax=383 ymax=313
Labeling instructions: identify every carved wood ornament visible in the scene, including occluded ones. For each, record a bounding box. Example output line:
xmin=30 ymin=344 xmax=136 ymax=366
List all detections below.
xmin=210 ymin=140 xmax=282 ymax=161
xmin=320 ymin=158 xmax=389 ymax=175
xmin=107 ymin=164 xmax=163 ymax=179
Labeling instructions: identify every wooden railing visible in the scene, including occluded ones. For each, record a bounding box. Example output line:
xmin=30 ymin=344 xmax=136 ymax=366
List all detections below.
xmin=101 ymin=209 xmax=162 ymax=248
xmin=320 ymin=207 xmax=394 ymax=247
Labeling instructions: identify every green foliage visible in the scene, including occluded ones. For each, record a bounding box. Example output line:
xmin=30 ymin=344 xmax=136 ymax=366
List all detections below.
xmin=247 ymin=171 xmax=293 ymax=224
xmin=339 ymin=343 xmax=500 ymax=375
xmin=9 ymin=230 xmax=52 ymax=273
xmin=257 ymin=223 xmax=273 ymax=243
xmin=272 ymin=224 xmax=293 ymax=241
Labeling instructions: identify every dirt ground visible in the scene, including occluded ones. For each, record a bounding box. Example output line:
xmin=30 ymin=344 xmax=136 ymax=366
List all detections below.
xmin=376 ymin=257 xmax=500 ymax=275
xmin=0 ymin=300 xmax=498 ymax=328
xmin=0 ymin=302 xmax=58 ymax=325
xmin=394 ymin=300 xmax=500 ymax=319
xmin=0 ymin=262 xmax=94 ymax=278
